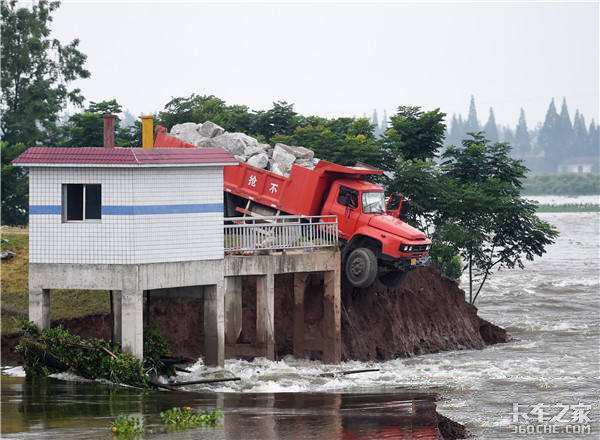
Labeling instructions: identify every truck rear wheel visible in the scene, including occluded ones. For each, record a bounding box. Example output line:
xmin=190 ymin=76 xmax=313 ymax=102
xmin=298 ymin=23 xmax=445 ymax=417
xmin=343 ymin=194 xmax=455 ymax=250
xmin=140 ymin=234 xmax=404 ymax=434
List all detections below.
xmin=345 ymin=247 xmax=378 ymax=288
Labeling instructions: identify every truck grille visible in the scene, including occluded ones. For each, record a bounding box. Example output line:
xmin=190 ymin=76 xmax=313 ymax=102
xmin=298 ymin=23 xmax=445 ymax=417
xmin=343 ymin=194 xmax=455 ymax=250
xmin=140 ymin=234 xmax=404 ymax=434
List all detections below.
xmin=412 ymin=244 xmax=429 ymax=252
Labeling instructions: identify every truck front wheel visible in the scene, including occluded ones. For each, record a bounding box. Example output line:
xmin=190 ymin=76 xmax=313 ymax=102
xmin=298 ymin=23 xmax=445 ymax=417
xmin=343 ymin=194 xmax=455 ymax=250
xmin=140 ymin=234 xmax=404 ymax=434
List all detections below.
xmin=345 ymin=247 xmax=378 ymax=288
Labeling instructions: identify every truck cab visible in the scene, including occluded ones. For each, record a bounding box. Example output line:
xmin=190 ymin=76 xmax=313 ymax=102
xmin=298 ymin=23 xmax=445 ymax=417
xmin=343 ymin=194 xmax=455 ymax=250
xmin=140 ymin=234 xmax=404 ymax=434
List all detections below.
xmin=322 ymin=179 xmax=431 ymax=287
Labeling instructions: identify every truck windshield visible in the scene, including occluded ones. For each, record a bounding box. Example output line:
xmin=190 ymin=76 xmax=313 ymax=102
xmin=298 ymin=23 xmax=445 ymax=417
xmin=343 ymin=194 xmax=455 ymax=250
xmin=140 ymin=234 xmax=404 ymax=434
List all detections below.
xmin=362 ymin=192 xmax=386 ymax=213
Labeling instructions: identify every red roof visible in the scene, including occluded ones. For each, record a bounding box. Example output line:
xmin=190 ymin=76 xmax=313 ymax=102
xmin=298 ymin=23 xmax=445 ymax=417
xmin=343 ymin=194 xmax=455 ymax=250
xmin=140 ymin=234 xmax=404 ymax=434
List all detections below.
xmin=12 ymin=147 xmax=237 ymax=167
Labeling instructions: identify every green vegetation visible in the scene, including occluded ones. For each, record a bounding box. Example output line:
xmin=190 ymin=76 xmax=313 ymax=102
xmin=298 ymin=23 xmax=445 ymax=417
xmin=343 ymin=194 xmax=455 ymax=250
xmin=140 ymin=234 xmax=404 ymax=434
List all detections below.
xmin=388 ymin=132 xmax=559 ymax=304
xmin=110 ymin=415 xmax=144 ymax=437
xmin=522 ymin=173 xmax=599 ymax=195
xmin=16 ymin=324 xmax=150 ymax=388
xmin=143 ymin=326 xmax=173 ymax=376
xmin=160 ymin=406 xmax=222 ymax=431
xmin=1 ymin=230 xmax=110 ymax=334
xmin=1 ymin=0 xmax=91 ymax=225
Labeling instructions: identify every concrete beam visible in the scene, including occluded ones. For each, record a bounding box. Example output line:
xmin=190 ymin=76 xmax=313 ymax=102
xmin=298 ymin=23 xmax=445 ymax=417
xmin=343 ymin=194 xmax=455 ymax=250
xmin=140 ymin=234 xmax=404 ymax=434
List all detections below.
xmin=256 ymin=274 xmax=275 ymax=360
xmin=224 ymin=276 xmax=242 ymax=346
xmin=120 ymin=288 xmax=144 ymax=360
xmin=322 ymin=266 xmax=341 ymax=364
xmin=29 ymin=288 xmax=50 ymax=330
xmin=204 ymin=283 xmax=225 ymax=367
xmin=293 ymin=273 xmax=309 ymax=359
xmin=224 ymin=249 xmax=340 ymax=277
xmin=111 ymin=290 xmax=122 ymax=346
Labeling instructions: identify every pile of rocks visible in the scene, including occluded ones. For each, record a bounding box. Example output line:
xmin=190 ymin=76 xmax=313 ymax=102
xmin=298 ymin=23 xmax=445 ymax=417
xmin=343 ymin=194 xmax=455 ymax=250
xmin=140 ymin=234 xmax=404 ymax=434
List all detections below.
xmin=169 ymin=121 xmax=317 ymax=176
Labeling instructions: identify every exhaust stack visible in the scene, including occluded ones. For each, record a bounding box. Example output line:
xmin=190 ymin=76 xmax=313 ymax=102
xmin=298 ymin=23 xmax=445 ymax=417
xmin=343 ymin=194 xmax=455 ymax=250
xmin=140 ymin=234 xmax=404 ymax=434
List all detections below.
xmin=103 ymin=114 xmax=115 ymax=148
xmin=141 ymin=115 xmax=153 ymax=149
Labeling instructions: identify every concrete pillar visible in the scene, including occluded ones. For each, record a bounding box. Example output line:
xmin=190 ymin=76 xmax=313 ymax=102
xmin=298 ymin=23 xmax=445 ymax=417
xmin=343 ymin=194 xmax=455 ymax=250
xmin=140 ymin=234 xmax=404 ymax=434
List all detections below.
xmin=29 ymin=288 xmax=50 ymax=330
xmin=256 ymin=273 xmax=275 ymax=360
xmin=293 ymin=273 xmax=309 ymax=359
xmin=224 ymin=276 xmax=242 ymax=346
xmin=120 ymin=288 xmax=144 ymax=360
xmin=204 ymin=283 xmax=225 ymax=367
xmin=110 ymin=290 xmax=122 ymax=346
xmin=323 ymin=268 xmax=341 ymax=364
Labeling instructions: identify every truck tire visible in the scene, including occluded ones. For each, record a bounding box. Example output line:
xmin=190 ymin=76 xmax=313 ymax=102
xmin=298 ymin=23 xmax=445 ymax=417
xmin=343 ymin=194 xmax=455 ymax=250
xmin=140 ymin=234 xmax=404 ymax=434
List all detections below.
xmin=345 ymin=247 xmax=378 ymax=288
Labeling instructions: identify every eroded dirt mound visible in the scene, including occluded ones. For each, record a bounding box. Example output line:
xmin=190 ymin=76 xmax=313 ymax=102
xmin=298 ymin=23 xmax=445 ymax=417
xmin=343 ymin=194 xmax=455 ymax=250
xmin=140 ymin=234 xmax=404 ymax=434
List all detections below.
xmin=340 ymin=266 xmax=507 ymax=361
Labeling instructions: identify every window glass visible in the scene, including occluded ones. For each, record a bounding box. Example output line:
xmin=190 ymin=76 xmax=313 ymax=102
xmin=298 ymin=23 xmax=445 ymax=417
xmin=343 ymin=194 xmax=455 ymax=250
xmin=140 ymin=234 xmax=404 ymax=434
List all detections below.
xmin=362 ymin=192 xmax=386 ymax=214
xmin=337 ymin=186 xmax=358 ymax=208
xmin=65 ymin=184 xmax=84 ymax=221
xmin=85 ymin=184 xmax=101 ymax=219
xmin=62 ymin=184 xmax=101 ymax=221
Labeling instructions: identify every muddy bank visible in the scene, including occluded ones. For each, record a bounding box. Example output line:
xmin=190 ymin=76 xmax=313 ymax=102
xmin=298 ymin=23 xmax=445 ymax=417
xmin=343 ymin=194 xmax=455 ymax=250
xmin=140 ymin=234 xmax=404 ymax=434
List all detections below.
xmin=1 ymin=267 xmax=506 ymax=365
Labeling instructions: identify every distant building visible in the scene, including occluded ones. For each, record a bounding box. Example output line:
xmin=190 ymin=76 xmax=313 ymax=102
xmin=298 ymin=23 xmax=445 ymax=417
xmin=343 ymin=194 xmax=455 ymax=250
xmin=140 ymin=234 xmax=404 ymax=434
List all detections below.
xmin=557 ymin=156 xmax=598 ymax=174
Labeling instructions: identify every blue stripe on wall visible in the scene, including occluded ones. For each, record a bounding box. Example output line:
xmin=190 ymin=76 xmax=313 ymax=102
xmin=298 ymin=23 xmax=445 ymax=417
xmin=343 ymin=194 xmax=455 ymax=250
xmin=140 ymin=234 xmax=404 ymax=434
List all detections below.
xmin=29 ymin=205 xmax=61 ymax=215
xmin=29 ymin=203 xmax=223 ymax=215
xmin=102 ymin=203 xmax=223 ymax=215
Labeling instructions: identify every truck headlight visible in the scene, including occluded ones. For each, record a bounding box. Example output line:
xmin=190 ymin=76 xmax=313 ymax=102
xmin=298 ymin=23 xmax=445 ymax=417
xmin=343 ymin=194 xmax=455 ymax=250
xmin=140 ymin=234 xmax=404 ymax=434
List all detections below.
xmin=400 ymin=245 xmax=412 ymax=252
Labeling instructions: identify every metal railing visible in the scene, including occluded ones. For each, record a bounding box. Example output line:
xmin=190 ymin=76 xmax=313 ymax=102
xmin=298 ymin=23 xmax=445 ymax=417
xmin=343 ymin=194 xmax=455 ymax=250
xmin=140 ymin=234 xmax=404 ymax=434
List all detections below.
xmin=224 ymin=215 xmax=338 ymax=253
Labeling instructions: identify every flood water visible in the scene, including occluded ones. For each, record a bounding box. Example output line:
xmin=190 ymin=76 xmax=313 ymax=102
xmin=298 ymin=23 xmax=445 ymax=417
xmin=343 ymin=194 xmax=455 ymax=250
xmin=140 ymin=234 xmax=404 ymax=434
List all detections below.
xmin=2 ymin=211 xmax=599 ymax=439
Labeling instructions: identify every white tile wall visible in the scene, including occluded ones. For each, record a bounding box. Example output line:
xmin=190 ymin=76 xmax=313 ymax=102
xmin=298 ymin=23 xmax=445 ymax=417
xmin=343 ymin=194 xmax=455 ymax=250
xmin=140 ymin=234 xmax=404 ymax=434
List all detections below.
xmin=29 ymin=166 xmax=224 ymax=264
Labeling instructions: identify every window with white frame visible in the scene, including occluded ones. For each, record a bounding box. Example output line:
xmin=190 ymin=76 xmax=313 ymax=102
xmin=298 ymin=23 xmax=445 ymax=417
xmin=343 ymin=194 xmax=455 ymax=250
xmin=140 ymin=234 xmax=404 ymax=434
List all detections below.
xmin=62 ymin=184 xmax=101 ymax=221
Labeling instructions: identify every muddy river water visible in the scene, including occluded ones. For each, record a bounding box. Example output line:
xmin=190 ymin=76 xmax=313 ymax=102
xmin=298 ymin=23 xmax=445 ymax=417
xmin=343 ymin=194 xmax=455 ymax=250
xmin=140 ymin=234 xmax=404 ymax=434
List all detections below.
xmin=2 ymin=211 xmax=599 ymax=439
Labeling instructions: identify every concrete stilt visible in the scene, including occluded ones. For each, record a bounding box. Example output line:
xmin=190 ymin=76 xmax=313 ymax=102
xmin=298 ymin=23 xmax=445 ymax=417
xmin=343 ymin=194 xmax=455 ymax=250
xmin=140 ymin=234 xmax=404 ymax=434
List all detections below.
xmin=293 ymin=273 xmax=309 ymax=359
xmin=322 ymin=268 xmax=341 ymax=364
xmin=224 ymin=276 xmax=242 ymax=346
xmin=256 ymin=273 xmax=275 ymax=360
xmin=120 ymin=288 xmax=144 ymax=360
xmin=111 ymin=290 xmax=122 ymax=346
xmin=29 ymin=288 xmax=50 ymax=330
xmin=204 ymin=283 xmax=225 ymax=367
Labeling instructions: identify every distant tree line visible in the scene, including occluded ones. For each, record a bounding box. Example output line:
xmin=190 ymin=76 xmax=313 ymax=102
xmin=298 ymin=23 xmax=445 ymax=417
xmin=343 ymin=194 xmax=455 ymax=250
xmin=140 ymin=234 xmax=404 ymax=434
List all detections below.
xmin=445 ymin=96 xmax=599 ymax=173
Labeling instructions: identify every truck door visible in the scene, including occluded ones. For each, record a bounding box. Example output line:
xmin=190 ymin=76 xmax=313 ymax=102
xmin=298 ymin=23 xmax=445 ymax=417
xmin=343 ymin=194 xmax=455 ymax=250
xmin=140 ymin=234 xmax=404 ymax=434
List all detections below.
xmin=330 ymin=185 xmax=361 ymax=240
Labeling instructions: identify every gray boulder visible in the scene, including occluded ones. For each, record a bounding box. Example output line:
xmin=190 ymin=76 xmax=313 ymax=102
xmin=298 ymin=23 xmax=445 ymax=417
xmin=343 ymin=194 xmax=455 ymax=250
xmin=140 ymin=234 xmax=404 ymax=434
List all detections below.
xmin=170 ymin=122 xmax=205 ymax=145
xmin=210 ymin=132 xmax=259 ymax=156
xmin=243 ymin=142 xmax=268 ymax=158
xmin=274 ymin=143 xmax=314 ymax=160
xmin=295 ymin=158 xmax=316 ymax=169
xmin=247 ymin=152 xmax=269 ymax=169
xmin=271 ymin=144 xmax=296 ymax=176
xmin=197 ymin=121 xmax=225 ymax=138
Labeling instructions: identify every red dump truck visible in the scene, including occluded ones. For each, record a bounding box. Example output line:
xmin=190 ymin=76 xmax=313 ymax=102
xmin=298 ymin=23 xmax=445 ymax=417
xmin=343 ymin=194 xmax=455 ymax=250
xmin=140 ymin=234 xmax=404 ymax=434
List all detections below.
xmin=155 ymin=126 xmax=431 ymax=287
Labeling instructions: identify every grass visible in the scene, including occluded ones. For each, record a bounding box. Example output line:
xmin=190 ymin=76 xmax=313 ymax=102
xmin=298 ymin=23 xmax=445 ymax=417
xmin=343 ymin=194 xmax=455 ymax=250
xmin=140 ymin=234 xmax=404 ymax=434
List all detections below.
xmin=160 ymin=406 xmax=222 ymax=431
xmin=536 ymin=203 xmax=600 ymax=213
xmin=1 ymin=228 xmax=110 ymax=335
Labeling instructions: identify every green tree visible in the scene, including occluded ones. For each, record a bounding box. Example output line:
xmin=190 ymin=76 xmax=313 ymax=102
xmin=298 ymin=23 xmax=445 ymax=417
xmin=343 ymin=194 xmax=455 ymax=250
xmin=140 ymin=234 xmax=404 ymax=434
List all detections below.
xmin=253 ymin=101 xmax=301 ymax=141
xmin=465 ymin=95 xmax=480 ymax=133
xmin=572 ymin=109 xmax=588 ymax=155
xmin=538 ymin=98 xmax=560 ymax=168
xmin=381 ymin=106 xmax=446 ymax=163
xmin=588 ymin=120 xmax=599 ymax=157
xmin=483 ymin=107 xmax=499 ymax=143
xmin=1 ymin=0 xmax=90 ymax=145
xmin=1 ymin=0 xmax=90 ymax=225
xmin=66 ymin=99 xmax=123 ymax=146
xmin=439 ymin=134 xmax=558 ymax=303
xmin=513 ymin=108 xmax=531 ymax=156
xmin=556 ymin=98 xmax=573 ymax=159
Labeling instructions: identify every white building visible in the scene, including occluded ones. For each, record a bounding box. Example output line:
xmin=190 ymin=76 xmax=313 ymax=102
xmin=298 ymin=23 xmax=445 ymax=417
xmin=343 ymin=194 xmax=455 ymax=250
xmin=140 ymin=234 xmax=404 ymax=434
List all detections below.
xmin=13 ymin=117 xmax=237 ymax=365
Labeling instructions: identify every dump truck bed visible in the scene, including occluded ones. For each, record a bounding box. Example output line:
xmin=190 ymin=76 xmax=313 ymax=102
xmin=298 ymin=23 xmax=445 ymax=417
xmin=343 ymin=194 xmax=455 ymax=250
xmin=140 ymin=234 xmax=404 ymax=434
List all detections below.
xmin=224 ymin=161 xmax=383 ymax=216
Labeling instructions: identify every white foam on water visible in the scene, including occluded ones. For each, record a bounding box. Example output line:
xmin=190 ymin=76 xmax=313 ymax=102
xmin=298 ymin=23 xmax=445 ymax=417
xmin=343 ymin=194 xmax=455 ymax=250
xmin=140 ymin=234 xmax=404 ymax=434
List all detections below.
xmin=1 ymin=366 xmax=25 ymax=377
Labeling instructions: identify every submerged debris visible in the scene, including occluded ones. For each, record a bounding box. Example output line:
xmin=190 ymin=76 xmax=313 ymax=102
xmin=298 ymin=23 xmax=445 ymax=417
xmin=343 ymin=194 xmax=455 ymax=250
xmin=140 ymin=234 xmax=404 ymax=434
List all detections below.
xmin=15 ymin=323 xmax=173 ymax=388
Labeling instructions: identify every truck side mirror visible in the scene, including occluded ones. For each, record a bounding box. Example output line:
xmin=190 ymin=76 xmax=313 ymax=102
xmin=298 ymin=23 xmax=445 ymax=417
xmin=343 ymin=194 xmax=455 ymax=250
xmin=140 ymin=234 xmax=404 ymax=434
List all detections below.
xmin=386 ymin=194 xmax=402 ymax=218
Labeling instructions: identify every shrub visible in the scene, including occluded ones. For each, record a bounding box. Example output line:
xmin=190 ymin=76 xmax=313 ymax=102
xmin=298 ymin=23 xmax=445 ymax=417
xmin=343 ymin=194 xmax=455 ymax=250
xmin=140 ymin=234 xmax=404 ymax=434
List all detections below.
xmin=110 ymin=415 xmax=144 ymax=437
xmin=16 ymin=324 xmax=150 ymax=388
xmin=160 ymin=406 xmax=222 ymax=431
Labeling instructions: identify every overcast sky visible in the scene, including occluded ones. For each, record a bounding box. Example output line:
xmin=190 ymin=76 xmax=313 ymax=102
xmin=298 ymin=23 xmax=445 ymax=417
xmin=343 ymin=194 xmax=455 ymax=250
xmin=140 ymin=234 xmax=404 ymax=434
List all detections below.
xmin=45 ymin=1 xmax=598 ymax=127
